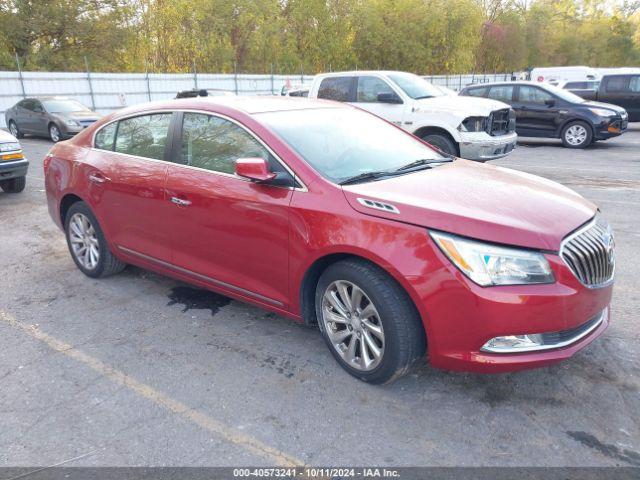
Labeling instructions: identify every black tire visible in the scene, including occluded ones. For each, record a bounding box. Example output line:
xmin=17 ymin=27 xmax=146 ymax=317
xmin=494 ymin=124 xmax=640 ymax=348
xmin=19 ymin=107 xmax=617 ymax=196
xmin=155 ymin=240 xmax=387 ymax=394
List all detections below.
xmin=315 ymin=258 xmax=426 ymax=384
xmin=49 ymin=123 xmax=62 ymax=143
xmin=8 ymin=120 xmax=24 ymax=139
xmin=561 ymin=121 xmax=593 ymax=149
xmin=64 ymin=201 xmax=126 ymax=278
xmin=0 ymin=176 xmax=26 ymax=193
xmin=421 ymin=133 xmax=458 ymax=156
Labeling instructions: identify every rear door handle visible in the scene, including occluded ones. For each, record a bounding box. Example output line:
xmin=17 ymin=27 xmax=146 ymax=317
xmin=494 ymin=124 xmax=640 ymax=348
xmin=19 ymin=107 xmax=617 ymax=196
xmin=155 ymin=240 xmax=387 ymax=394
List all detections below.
xmin=88 ymin=172 xmax=108 ymax=184
xmin=170 ymin=197 xmax=192 ymax=207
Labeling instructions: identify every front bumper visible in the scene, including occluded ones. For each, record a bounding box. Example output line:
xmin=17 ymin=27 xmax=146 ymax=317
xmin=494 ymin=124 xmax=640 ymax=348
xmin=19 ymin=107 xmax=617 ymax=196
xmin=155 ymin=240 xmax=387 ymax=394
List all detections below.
xmin=458 ymin=131 xmax=517 ymax=161
xmin=594 ymin=114 xmax=628 ymax=140
xmin=410 ymin=242 xmax=612 ymax=374
xmin=0 ymin=158 xmax=29 ymax=181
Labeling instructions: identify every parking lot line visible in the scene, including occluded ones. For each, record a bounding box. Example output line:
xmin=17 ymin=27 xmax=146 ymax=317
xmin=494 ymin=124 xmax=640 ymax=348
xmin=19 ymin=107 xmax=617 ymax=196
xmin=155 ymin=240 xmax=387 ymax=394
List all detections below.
xmin=0 ymin=310 xmax=305 ymax=468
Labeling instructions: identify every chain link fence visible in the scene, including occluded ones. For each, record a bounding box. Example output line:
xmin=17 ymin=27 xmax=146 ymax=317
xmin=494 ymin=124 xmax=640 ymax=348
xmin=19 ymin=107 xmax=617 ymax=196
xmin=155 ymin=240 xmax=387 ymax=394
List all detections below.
xmin=0 ymin=66 xmax=517 ymax=129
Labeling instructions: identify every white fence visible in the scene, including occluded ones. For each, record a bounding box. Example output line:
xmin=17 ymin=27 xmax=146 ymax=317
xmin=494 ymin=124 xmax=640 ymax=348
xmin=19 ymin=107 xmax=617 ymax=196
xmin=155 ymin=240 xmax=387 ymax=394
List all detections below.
xmin=0 ymin=70 xmax=515 ymax=129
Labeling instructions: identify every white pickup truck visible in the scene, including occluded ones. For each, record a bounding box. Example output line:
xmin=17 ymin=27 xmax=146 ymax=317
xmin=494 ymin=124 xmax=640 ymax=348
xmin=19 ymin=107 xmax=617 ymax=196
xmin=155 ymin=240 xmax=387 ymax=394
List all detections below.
xmin=308 ymin=71 xmax=517 ymax=161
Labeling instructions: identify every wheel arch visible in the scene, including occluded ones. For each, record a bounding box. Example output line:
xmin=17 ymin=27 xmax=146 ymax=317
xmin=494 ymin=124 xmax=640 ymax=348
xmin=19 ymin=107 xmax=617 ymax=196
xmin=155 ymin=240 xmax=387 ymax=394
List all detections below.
xmin=412 ymin=126 xmax=460 ymax=156
xmin=298 ymin=252 xmax=428 ymax=343
xmin=59 ymin=193 xmax=85 ymax=225
xmin=557 ymin=117 xmax=595 ymax=139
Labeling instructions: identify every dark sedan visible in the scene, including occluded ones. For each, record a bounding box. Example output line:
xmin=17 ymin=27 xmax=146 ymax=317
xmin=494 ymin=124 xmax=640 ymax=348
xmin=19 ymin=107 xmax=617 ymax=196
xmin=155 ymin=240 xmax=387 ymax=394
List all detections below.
xmin=460 ymin=82 xmax=628 ymax=148
xmin=5 ymin=97 xmax=101 ymax=143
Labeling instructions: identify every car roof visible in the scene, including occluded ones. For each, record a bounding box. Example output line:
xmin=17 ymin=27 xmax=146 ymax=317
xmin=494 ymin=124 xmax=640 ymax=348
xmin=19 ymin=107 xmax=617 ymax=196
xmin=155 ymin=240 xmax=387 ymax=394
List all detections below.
xmin=315 ymin=70 xmax=411 ymax=78
xmin=462 ymin=81 xmax=549 ymax=89
xmin=112 ymin=95 xmax=343 ymax=118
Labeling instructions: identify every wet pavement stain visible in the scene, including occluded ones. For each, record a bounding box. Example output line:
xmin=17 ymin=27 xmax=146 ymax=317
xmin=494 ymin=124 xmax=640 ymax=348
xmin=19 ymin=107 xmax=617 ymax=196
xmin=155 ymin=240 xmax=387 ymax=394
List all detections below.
xmin=567 ymin=431 xmax=640 ymax=466
xmin=167 ymin=286 xmax=232 ymax=316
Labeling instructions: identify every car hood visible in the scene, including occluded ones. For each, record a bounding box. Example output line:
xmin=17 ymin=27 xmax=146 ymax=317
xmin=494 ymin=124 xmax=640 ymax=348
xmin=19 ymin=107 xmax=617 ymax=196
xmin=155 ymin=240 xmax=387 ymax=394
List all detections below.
xmin=413 ymin=95 xmax=510 ymax=117
xmin=580 ymin=101 xmax=627 ymax=115
xmin=341 ymin=160 xmax=596 ymax=251
xmin=0 ymin=129 xmax=18 ymax=143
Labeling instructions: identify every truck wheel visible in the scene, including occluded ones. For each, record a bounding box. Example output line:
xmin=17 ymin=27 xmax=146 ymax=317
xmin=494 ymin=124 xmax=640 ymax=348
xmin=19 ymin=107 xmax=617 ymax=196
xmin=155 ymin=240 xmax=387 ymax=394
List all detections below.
xmin=421 ymin=133 xmax=457 ymax=156
xmin=561 ymin=121 xmax=592 ymax=148
xmin=0 ymin=176 xmax=26 ymax=193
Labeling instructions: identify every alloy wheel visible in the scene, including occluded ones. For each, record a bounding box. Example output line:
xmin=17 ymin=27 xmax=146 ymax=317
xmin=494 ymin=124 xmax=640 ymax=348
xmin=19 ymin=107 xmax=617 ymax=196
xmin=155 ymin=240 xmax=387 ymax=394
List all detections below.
xmin=50 ymin=125 xmax=60 ymax=142
xmin=9 ymin=122 xmax=18 ymax=137
xmin=564 ymin=125 xmax=587 ymax=146
xmin=68 ymin=213 xmax=100 ymax=270
xmin=321 ymin=280 xmax=385 ymax=371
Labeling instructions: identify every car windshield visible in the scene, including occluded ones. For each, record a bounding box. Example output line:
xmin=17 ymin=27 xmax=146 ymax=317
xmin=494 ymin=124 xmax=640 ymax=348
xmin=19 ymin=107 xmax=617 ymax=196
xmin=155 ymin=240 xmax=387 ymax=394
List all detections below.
xmin=542 ymin=84 xmax=587 ymax=103
xmin=258 ymin=107 xmax=445 ymax=184
xmin=42 ymin=99 xmax=90 ymax=113
xmin=387 ymin=73 xmax=444 ymax=99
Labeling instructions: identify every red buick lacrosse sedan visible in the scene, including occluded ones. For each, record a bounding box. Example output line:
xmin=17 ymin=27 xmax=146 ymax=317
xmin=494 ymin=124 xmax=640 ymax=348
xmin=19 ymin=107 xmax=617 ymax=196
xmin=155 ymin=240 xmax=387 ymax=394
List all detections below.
xmin=44 ymin=96 xmax=614 ymax=384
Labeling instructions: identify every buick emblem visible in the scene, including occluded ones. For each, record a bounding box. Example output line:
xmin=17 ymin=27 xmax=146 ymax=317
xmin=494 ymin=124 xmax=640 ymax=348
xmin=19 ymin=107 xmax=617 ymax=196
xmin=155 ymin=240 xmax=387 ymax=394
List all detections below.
xmin=602 ymin=230 xmax=615 ymax=264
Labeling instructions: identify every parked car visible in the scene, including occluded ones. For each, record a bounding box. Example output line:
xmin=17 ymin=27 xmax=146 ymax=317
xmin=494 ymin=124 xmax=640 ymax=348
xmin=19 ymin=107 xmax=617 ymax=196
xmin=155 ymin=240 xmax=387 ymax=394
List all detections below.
xmin=44 ymin=96 xmax=614 ymax=384
xmin=569 ymin=74 xmax=640 ymax=122
xmin=283 ymin=86 xmax=310 ymax=97
xmin=308 ymin=71 xmax=517 ymax=161
xmin=175 ymin=89 xmax=235 ymax=99
xmin=460 ymin=81 xmax=628 ymax=148
xmin=0 ymin=129 xmax=28 ymax=193
xmin=5 ymin=97 xmax=101 ymax=143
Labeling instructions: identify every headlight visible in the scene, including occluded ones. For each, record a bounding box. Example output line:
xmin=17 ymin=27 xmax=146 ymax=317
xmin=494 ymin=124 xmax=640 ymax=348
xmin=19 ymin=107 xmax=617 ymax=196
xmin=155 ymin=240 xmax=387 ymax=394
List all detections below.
xmin=66 ymin=119 xmax=80 ymax=127
xmin=588 ymin=107 xmax=616 ymax=117
xmin=0 ymin=142 xmax=21 ymax=152
xmin=458 ymin=116 xmax=486 ymax=132
xmin=430 ymin=231 xmax=555 ymax=286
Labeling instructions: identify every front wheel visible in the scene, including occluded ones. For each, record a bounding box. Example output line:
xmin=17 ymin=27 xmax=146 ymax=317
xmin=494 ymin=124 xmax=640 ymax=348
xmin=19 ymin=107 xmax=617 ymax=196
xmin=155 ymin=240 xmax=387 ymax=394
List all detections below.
xmin=49 ymin=124 xmax=62 ymax=143
xmin=0 ymin=176 xmax=26 ymax=193
xmin=8 ymin=121 xmax=23 ymax=139
xmin=421 ymin=133 xmax=458 ymax=156
xmin=561 ymin=121 xmax=592 ymax=148
xmin=64 ymin=201 xmax=126 ymax=278
xmin=315 ymin=259 xmax=426 ymax=384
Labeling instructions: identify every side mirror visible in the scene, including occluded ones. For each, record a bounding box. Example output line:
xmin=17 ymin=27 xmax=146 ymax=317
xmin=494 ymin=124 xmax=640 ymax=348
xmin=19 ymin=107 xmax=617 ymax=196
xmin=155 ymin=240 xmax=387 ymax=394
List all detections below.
xmin=377 ymin=93 xmax=403 ymax=104
xmin=235 ymin=157 xmax=277 ymax=182
xmin=545 ymin=99 xmax=556 ymax=107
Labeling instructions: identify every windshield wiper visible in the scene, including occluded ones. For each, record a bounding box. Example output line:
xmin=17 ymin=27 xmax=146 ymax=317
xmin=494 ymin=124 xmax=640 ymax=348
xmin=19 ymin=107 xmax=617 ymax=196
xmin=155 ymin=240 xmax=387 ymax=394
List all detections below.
xmin=413 ymin=95 xmax=434 ymax=100
xmin=339 ymin=170 xmax=396 ymax=185
xmin=395 ymin=158 xmax=452 ymax=172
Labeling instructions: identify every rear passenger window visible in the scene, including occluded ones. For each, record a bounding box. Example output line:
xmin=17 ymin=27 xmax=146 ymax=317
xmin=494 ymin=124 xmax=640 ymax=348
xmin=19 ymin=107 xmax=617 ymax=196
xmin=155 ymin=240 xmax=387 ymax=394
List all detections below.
xmin=114 ymin=114 xmax=172 ymax=160
xmin=317 ymin=77 xmax=354 ymax=102
xmin=180 ymin=113 xmax=272 ymax=175
xmin=487 ymin=86 xmax=514 ymax=102
xmin=94 ymin=123 xmax=117 ymax=151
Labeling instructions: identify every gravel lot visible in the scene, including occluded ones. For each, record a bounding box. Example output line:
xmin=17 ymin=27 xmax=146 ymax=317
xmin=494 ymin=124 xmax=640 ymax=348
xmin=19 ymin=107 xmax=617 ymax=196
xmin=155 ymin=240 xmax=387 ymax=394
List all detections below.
xmin=1 ymin=127 xmax=639 ymax=468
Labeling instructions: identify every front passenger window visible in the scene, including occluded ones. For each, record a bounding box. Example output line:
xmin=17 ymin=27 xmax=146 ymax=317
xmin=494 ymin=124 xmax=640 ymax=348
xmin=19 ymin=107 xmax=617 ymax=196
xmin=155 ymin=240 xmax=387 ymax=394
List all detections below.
xmin=114 ymin=114 xmax=172 ymax=160
xmin=519 ymin=86 xmax=554 ymax=105
xmin=180 ymin=113 xmax=272 ymax=175
xmin=356 ymin=77 xmax=396 ymax=103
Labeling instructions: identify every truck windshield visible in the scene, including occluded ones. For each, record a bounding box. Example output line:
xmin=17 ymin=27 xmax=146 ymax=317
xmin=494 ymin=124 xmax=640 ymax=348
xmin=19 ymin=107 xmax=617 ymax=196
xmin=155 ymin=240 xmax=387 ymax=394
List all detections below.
xmin=387 ymin=73 xmax=445 ymax=99
xmin=258 ymin=107 xmax=445 ymax=184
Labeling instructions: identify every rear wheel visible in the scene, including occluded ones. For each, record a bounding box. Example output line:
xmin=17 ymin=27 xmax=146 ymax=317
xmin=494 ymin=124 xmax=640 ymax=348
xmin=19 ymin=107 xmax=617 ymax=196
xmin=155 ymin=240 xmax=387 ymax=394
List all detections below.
xmin=315 ymin=259 xmax=425 ymax=384
xmin=64 ymin=201 xmax=126 ymax=278
xmin=0 ymin=176 xmax=26 ymax=193
xmin=561 ymin=121 xmax=592 ymax=148
xmin=8 ymin=121 xmax=23 ymax=139
xmin=421 ymin=133 xmax=457 ymax=156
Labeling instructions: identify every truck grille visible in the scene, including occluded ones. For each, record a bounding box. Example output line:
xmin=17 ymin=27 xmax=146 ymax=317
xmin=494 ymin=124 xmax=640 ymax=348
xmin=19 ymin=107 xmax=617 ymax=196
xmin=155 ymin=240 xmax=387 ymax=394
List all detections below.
xmin=560 ymin=216 xmax=615 ymax=288
xmin=487 ymin=109 xmax=515 ymax=136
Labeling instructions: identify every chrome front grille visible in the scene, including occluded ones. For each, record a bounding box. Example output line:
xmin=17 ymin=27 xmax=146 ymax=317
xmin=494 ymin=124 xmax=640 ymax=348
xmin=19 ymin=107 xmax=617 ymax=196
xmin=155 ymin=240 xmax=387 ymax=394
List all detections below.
xmin=560 ymin=216 xmax=615 ymax=288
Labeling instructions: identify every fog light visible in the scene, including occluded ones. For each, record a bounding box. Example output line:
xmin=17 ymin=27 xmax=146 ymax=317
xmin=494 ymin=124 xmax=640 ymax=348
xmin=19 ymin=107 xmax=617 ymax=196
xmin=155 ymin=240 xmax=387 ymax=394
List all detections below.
xmin=481 ymin=334 xmax=544 ymax=353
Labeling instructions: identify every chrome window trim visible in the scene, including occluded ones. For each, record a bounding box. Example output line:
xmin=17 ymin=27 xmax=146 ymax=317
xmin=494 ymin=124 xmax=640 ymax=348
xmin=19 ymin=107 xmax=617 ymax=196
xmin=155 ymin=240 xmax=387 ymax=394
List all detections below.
xmin=480 ymin=308 xmax=606 ymax=354
xmin=91 ymin=108 xmax=308 ymax=192
xmin=559 ymin=215 xmax=615 ymax=289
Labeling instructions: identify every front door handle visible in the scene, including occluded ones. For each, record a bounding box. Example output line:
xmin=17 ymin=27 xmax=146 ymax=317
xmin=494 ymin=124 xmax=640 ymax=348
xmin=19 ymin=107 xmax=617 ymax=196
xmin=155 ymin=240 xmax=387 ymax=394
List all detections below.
xmin=170 ymin=197 xmax=192 ymax=207
xmin=88 ymin=172 xmax=108 ymax=184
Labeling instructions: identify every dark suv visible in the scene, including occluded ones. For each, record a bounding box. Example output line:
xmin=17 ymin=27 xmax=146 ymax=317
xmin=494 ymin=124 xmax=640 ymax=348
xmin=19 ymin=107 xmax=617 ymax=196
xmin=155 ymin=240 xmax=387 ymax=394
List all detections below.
xmin=460 ymin=81 xmax=628 ymax=148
